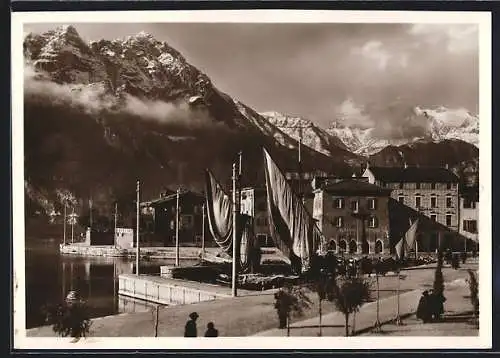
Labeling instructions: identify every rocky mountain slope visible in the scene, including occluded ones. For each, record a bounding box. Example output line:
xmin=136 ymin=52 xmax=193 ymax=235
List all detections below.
xmin=23 ymin=25 xmax=356 ymax=220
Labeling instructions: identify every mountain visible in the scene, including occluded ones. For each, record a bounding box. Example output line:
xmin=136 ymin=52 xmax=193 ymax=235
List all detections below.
xmin=258 ymin=111 xmax=363 ymax=167
xmin=327 ymin=105 xmax=479 ymax=156
xmin=367 ymin=139 xmax=479 ymax=186
xmin=23 ymin=26 xmax=355 ymax=221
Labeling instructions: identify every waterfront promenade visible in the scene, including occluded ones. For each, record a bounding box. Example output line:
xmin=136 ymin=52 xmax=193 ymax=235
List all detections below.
xmin=27 ymin=260 xmax=477 ymax=337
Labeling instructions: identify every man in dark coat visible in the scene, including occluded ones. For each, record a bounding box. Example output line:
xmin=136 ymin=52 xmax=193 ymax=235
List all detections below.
xmin=416 ymin=291 xmax=431 ymax=323
xmin=274 ymin=291 xmax=289 ymax=329
xmin=204 ymin=322 xmax=219 ymax=337
xmin=184 ymin=312 xmax=199 ymax=337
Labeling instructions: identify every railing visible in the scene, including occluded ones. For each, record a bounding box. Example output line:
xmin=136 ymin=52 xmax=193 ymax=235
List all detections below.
xmin=118 ymin=275 xmax=225 ymax=306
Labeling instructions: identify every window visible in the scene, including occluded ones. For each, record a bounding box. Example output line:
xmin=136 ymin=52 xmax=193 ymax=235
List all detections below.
xmin=431 ymin=214 xmax=437 ymax=221
xmin=351 ymin=200 xmax=359 ymax=212
xmin=380 ymin=182 xmax=386 ymax=188
xmin=463 ymin=220 xmax=478 ymax=234
xmin=416 ymin=183 xmax=421 ymax=189
xmin=368 ymin=198 xmax=377 ymax=210
xmin=335 ymin=216 xmax=344 ymax=227
xmin=446 ymin=196 xmax=452 ymax=208
xmin=446 ymin=214 xmax=452 ymax=226
xmin=180 ymin=215 xmax=194 ymax=228
xmin=431 ymin=196 xmax=437 ymax=208
xmin=464 ymin=198 xmax=476 ymax=209
xmin=398 ymin=196 xmax=404 ymax=204
xmin=399 ymin=182 xmax=404 ymax=189
xmin=368 ymin=216 xmax=378 ymax=228
xmin=415 ymin=196 xmax=421 ymax=208
xmin=334 ymin=198 xmax=344 ymax=209
xmin=447 ymin=183 xmax=452 ymax=190
xmin=431 ymin=183 xmax=436 ymax=190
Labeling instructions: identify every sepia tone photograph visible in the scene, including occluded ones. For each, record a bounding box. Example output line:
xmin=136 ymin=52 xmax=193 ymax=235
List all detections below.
xmin=12 ymin=10 xmax=491 ymax=349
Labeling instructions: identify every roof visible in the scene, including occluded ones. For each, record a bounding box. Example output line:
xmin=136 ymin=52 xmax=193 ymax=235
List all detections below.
xmin=320 ymin=180 xmax=392 ymax=196
xmin=368 ymin=166 xmax=459 ymax=183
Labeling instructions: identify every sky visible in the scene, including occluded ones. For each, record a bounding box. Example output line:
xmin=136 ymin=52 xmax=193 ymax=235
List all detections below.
xmin=24 ymin=22 xmax=479 ymax=129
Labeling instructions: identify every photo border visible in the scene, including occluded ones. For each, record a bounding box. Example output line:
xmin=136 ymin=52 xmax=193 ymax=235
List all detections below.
xmin=10 ymin=8 xmax=493 ymax=351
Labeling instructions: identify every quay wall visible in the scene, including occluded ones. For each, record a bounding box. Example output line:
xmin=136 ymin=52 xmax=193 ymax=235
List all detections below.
xmin=59 ymin=244 xmax=219 ymax=259
xmin=118 ymin=274 xmax=231 ymax=306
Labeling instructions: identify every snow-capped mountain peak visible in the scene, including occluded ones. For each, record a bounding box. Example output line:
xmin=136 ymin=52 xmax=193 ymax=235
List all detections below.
xmin=327 ymin=105 xmax=479 ymax=156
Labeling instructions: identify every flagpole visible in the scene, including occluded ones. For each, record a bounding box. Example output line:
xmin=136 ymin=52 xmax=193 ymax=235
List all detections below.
xmin=136 ymin=180 xmax=140 ymax=276
xmin=114 ymin=202 xmax=118 ymax=247
xmin=63 ymin=204 xmax=67 ymax=246
xmin=373 ymin=271 xmax=381 ymax=332
xmin=232 ymin=162 xmax=238 ymax=297
xmin=175 ymin=188 xmax=180 ymax=267
xmin=201 ymin=203 xmax=205 ymax=262
xmin=71 ymin=207 xmax=75 ymax=244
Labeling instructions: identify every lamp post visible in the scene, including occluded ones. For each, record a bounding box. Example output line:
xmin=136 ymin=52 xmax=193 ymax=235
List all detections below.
xmin=175 ymin=188 xmax=180 ymax=267
xmin=232 ymin=163 xmax=238 ymax=297
xmin=201 ymin=203 xmax=205 ymax=262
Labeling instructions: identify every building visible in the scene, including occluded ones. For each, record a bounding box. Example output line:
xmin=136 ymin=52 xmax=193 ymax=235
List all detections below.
xmin=312 ymin=179 xmax=393 ymax=255
xmin=362 ymin=165 xmax=460 ymax=232
xmin=240 ymin=187 xmax=273 ymax=247
xmin=459 ymin=186 xmax=479 ymax=246
xmin=141 ymin=189 xmax=210 ymax=246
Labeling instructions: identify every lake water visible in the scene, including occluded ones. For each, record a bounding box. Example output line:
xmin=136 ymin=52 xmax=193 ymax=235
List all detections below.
xmin=25 ymin=239 xmax=198 ymax=329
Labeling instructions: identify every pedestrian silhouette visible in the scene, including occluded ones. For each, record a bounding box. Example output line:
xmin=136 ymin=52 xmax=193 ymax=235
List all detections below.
xmin=416 ymin=290 xmax=431 ymax=323
xmin=204 ymin=322 xmax=219 ymax=337
xmin=184 ymin=312 xmax=199 ymax=337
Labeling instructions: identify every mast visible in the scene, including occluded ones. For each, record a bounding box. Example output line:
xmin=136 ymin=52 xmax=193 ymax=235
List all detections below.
xmin=136 ymin=180 xmax=140 ymax=276
xmin=175 ymin=188 xmax=180 ymax=266
xmin=232 ymin=163 xmax=238 ymax=297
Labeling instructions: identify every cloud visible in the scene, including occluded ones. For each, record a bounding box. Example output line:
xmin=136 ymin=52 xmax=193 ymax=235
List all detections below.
xmin=335 ymin=98 xmax=374 ymax=129
xmin=351 ymin=40 xmax=408 ymax=71
xmin=24 ymin=64 xmax=217 ymax=129
xmin=409 ymin=24 xmax=478 ymax=54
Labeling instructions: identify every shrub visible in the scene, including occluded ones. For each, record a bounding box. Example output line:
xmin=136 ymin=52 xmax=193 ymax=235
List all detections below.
xmin=45 ymin=297 xmax=91 ymax=339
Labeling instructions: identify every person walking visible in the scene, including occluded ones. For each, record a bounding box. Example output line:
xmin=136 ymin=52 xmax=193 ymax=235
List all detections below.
xmin=204 ymin=322 xmax=219 ymax=337
xmin=184 ymin=312 xmax=199 ymax=337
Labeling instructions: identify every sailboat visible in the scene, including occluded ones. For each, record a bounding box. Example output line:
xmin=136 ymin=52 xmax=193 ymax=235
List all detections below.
xmin=262 ymin=148 xmax=326 ymax=274
xmin=203 ymin=169 xmax=254 ymax=271
xmin=395 ymin=218 xmax=419 ymax=261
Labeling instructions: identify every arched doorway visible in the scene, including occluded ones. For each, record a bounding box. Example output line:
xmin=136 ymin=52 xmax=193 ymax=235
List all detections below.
xmin=361 ymin=240 xmax=369 ymax=254
xmin=375 ymin=240 xmax=383 ymax=254
xmin=339 ymin=240 xmax=347 ymax=253
xmin=328 ymin=240 xmax=337 ymax=252
xmin=349 ymin=240 xmax=357 ymax=254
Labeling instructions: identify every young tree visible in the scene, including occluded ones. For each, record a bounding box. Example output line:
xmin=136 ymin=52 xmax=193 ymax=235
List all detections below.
xmin=431 ymin=251 xmax=446 ymax=321
xmin=273 ymin=283 xmax=312 ymax=336
xmin=331 ymin=276 xmax=371 ymax=337
xmin=467 ymin=269 xmax=479 ymax=324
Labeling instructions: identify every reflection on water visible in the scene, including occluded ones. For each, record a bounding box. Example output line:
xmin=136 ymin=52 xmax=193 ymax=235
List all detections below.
xmin=25 ymin=239 xmax=198 ymax=329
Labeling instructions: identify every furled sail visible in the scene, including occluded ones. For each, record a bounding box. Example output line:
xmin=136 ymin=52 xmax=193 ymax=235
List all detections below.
xmin=263 ymin=148 xmax=325 ymax=273
xmin=395 ymin=219 xmax=419 ymax=260
xmin=204 ymin=169 xmax=254 ymax=271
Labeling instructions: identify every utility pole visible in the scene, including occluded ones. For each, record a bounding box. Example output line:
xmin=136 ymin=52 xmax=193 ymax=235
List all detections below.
xmin=232 ymin=162 xmax=238 ymax=297
xmin=175 ymin=188 xmax=180 ymax=267
xmin=201 ymin=203 xmax=205 ymax=262
xmin=136 ymin=180 xmax=140 ymax=276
